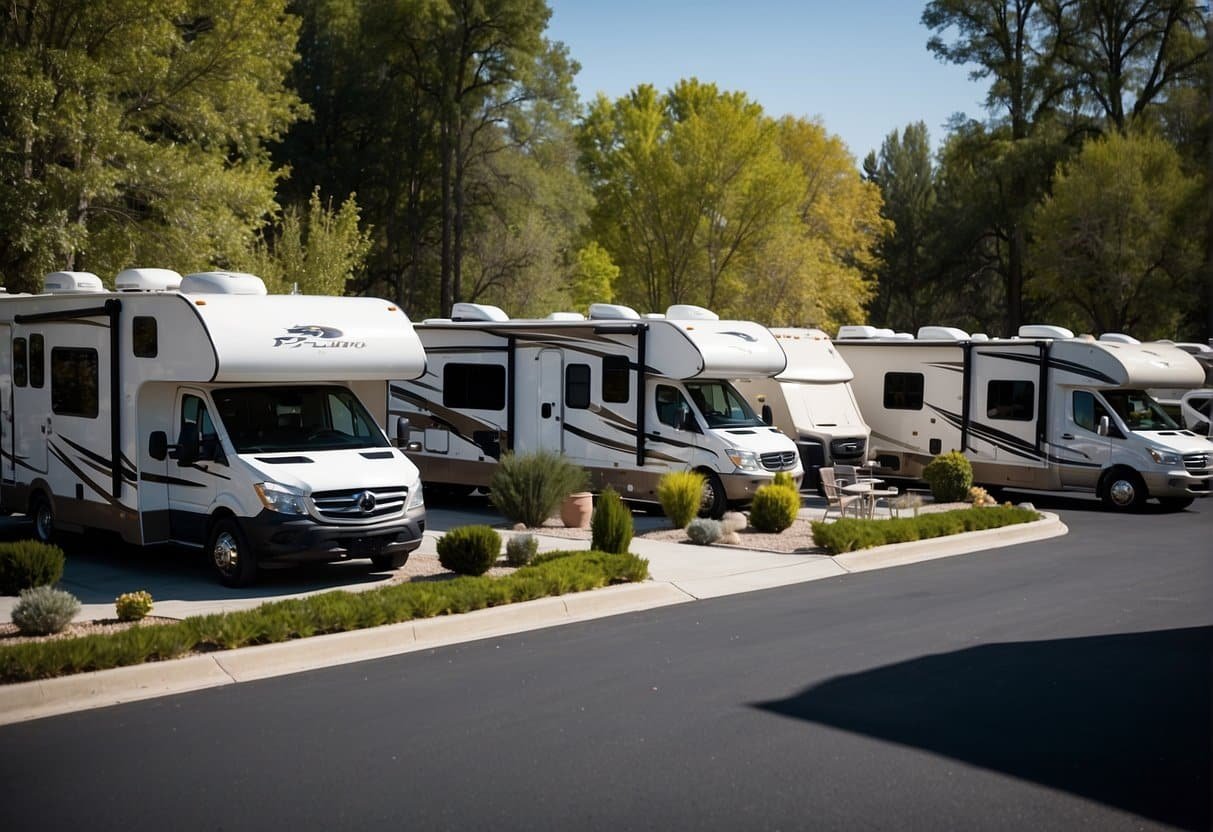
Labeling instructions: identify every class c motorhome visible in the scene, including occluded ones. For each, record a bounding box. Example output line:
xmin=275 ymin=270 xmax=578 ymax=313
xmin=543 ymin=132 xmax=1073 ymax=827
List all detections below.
xmin=1147 ymin=340 xmax=1213 ymax=436
xmin=835 ymin=324 xmax=1212 ymax=511
xmin=732 ymin=328 xmax=870 ymax=489
xmin=390 ymin=302 xmax=803 ymax=516
xmin=0 ymin=269 xmax=428 ymax=586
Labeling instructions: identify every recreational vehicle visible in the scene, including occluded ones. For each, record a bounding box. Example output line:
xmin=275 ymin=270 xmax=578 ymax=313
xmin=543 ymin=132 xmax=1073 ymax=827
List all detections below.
xmin=1149 ymin=341 xmax=1213 ymax=436
xmin=0 ymin=270 xmax=428 ymax=586
xmin=835 ymin=324 xmax=1212 ymax=511
xmin=732 ymin=328 xmax=870 ymax=489
xmin=390 ymin=303 xmax=803 ymax=516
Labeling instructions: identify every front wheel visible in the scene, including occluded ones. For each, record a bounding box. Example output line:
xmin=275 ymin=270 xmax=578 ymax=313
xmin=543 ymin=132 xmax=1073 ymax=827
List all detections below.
xmin=31 ymin=495 xmax=55 ymax=545
xmin=371 ymin=551 xmax=410 ymax=571
xmin=698 ymin=470 xmax=727 ymax=519
xmin=1102 ymin=470 xmax=1148 ymax=512
xmin=1158 ymin=497 xmax=1194 ymax=512
xmin=208 ymin=517 xmax=258 ymax=588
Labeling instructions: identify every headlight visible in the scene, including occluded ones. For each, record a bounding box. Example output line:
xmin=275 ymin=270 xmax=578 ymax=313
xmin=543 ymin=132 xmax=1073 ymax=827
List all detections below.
xmin=1147 ymin=448 xmax=1181 ymax=466
xmin=405 ymin=479 xmax=424 ymax=510
xmin=254 ymin=482 xmax=308 ymax=515
xmin=726 ymin=448 xmax=762 ymax=472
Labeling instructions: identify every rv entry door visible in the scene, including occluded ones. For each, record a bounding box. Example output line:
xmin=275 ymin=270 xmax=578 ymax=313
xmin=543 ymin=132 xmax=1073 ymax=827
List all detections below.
xmin=11 ymin=329 xmax=49 ymax=475
xmin=536 ymin=349 xmax=563 ymax=453
xmin=167 ymin=390 xmax=222 ymax=545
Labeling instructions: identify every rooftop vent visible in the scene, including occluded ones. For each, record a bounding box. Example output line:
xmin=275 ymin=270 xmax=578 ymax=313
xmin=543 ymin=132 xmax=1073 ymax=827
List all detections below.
xmin=180 ymin=271 xmax=267 ymax=295
xmin=546 ymin=311 xmax=585 ymax=321
xmin=1099 ymin=332 xmax=1140 ymax=345
xmin=1018 ymin=324 xmax=1074 ymax=340
xmin=115 ymin=268 xmax=182 ymax=292
xmin=450 ymin=302 xmax=508 ymax=322
xmin=43 ymin=271 xmax=105 ymax=295
xmin=589 ymin=303 xmax=640 ymax=320
xmin=917 ymin=326 xmax=970 ymax=341
xmin=970 ymin=333 xmax=990 ymax=342
xmin=665 ymin=304 xmax=719 ymax=321
xmin=836 ymin=325 xmax=882 ymax=340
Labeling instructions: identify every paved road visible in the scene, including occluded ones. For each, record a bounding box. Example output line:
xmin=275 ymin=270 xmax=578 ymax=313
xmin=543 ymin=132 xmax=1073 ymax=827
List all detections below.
xmin=1 ymin=496 xmax=1209 ymax=830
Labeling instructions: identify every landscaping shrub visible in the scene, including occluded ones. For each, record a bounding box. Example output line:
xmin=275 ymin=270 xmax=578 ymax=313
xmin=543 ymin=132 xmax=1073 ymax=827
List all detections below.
xmin=0 ymin=541 xmax=65 ymax=595
xmin=922 ymin=451 xmax=973 ymax=502
xmin=968 ymin=486 xmax=996 ymax=507
xmin=657 ymin=471 xmax=704 ymax=528
xmin=772 ymin=471 xmax=798 ymax=491
xmin=437 ymin=525 xmax=502 ymax=576
xmin=505 ymin=534 xmax=539 ymax=567
xmin=686 ymin=518 xmax=722 ymax=545
xmin=591 ymin=487 xmax=633 ymax=554
xmin=811 ymin=506 xmax=1039 ymax=554
xmin=749 ymin=484 xmax=800 ymax=533
xmin=0 ymin=550 xmax=650 ymax=684
xmin=489 ymin=451 xmax=588 ymax=527
xmin=12 ymin=586 xmax=80 ymax=635
xmin=115 ymin=591 xmax=154 ymax=622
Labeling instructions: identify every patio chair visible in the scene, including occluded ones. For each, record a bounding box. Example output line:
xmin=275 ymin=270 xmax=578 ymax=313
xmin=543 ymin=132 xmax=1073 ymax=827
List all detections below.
xmin=819 ymin=467 xmax=864 ymax=521
xmin=834 ymin=464 xmax=858 ymax=486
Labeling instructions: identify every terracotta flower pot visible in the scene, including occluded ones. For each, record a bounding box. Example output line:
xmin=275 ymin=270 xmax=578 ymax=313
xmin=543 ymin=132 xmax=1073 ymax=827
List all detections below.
xmin=560 ymin=492 xmax=594 ymax=529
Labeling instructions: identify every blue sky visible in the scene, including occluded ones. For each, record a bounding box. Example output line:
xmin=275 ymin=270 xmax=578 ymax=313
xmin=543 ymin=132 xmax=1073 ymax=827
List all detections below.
xmin=546 ymin=0 xmax=992 ymax=163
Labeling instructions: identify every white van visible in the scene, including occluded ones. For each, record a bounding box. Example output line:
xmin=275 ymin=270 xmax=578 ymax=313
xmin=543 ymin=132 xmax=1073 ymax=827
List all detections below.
xmin=836 ymin=324 xmax=1212 ymax=511
xmin=0 ymin=269 xmax=428 ymax=585
xmin=390 ymin=302 xmax=802 ymax=516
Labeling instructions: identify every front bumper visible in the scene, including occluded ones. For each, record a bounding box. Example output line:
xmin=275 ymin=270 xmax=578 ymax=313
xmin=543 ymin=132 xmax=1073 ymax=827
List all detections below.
xmin=720 ymin=469 xmax=804 ymax=505
xmin=242 ymin=507 xmax=426 ymax=564
xmin=1142 ymin=469 xmax=1211 ymax=499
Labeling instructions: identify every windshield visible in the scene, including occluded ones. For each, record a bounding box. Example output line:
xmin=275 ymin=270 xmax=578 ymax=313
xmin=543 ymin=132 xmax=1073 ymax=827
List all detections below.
xmin=684 ymin=380 xmax=765 ymax=428
xmin=1100 ymin=389 xmax=1180 ymax=432
xmin=213 ymin=386 xmax=389 ymax=453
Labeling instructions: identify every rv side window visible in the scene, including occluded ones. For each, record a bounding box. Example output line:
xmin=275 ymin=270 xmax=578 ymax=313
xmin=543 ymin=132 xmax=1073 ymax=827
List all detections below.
xmin=987 ymin=380 xmax=1034 ymax=421
xmin=51 ymin=348 xmax=99 ymax=418
xmin=565 ymin=364 xmax=591 ymax=409
xmin=1073 ymin=390 xmax=1113 ymax=434
xmin=602 ymin=356 xmax=630 ymax=403
xmin=133 ymin=317 xmax=158 ymax=358
xmin=181 ymin=395 xmax=218 ymax=440
xmin=656 ymin=384 xmax=694 ymax=430
xmin=29 ymin=334 xmax=44 ymax=388
xmin=444 ymin=363 xmax=505 ymax=410
xmin=883 ymin=372 xmax=923 ymax=410
xmin=13 ymin=338 xmax=27 ymax=387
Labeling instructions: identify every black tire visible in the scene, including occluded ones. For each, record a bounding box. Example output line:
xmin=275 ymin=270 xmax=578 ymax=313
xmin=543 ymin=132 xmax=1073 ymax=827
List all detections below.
xmin=371 ymin=551 xmax=410 ymax=571
xmin=30 ymin=494 xmax=55 ymax=544
xmin=698 ymin=470 xmax=727 ymax=519
xmin=1158 ymin=497 xmax=1194 ymax=512
xmin=1101 ymin=469 xmax=1148 ymax=512
xmin=208 ymin=517 xmax=258 ymax=588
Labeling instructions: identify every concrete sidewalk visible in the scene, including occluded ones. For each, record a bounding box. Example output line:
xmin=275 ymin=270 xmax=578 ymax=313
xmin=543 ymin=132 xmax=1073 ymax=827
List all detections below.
xmin=0 ymin=504 xmax=1066 ymax=725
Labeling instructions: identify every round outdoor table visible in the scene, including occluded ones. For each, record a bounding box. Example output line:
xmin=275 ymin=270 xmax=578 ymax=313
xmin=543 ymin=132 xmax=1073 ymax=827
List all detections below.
xmin=841 ymin=480 xmax=898 ymax=519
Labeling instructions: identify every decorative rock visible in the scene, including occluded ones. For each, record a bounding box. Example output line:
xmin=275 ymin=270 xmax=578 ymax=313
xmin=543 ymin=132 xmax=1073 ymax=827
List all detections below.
xmin=1016 ymin=502 xmax=1036 ymax=512
xmin=513 ymin=522 xmax=527 ymax=531
xmin=721 ymin=511 xmax=747 ymax=533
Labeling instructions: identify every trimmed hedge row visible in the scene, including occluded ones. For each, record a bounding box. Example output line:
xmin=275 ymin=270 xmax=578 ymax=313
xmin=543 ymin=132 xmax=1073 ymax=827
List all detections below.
xmin=811 ymin=506 xmax=1040 ymax=555
xmin=0 ymin=550 xmax=649 ymax=684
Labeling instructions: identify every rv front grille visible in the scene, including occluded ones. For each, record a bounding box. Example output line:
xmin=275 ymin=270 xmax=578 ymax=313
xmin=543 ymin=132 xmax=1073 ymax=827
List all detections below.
xmin=1183 ymin=453 xmax=1210 ymax=473
xmin=760 ymin=451 xmax=798 ymax=471
xmin=310 ymin=485 xmax=410 ymax=523
xmin=830 ymin=437 xmax=867 ymax=461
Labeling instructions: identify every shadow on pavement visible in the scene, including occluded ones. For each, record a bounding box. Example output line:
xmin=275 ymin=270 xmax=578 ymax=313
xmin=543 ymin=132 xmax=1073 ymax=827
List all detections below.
xmin=754 ymin=626 xmax=1212 ymax=830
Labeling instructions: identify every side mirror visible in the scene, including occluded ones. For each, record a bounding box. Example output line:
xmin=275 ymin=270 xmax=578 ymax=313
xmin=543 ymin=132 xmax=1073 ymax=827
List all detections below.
xmin=149 ymin=431 xmax=168 ymax=461
xmin=176 ymin=423 xmax=200 ymax=466
xmin=395 ymin=416 xmax=408 ymax=446
xmin=678 ymin=409 xmax=697 ymax=432
xmin=761 ymin=404 xmax=773 ymax=426
xmin=1097 ymin=415 xmax=1110 ymax=437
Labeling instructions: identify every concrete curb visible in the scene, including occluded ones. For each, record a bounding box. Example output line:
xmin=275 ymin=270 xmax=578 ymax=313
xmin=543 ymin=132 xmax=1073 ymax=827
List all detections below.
xmin=0 ymin=514 xmax=1064 ymax=726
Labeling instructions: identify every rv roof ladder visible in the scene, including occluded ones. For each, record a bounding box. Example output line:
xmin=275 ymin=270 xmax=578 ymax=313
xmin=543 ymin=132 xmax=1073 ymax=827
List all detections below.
xmin=636 ymin=324 xmax=648 ymax=466
xmin=506 ymin=336 xmax=516 ymax=454
xmin=960 ymin=342 xmax=973 ymax=452
xmin=1036 ymin=341 xmax=1050 ymax=453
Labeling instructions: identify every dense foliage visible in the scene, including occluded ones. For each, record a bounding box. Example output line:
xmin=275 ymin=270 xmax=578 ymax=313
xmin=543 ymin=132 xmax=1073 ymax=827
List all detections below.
xmin=12 ymin=586 xmax=79 ymax=635
xmin=436 ymin=526 xmax=502 ymax=576
xmin=489 ymin=451 xmax=588 ymax=528
xmin=590 ymin=487 xmax=633 ymax=555
xmin=748 ymin=484 xmax=801 ymax=533
xmin=811 ymin=506 xmax=1040 ymax=554
xmin=656 ymin=471 xmax=704 ymax=529
xmin=923 ymin=451 xmax=975 ymax=503
xmin=0 ymin=541 xmax=65 ymax=596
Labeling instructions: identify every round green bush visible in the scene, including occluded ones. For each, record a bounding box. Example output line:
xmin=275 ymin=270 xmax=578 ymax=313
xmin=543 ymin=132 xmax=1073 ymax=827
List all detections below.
xmin=922 ymin=451 xmax=974 ymax=502
xmin=115 ymin=590 xmax=154 ymax=622
xmin=437 ymin=525 xmax=502 ymax=576
xmin=489 ymin=451 xmax=588 ymax=528
xmin=505 ymin=534 xmax=539 ymax=567
xmin=772 ymin=471 xmax=798 ymax=491
xmin=591 ymin=487 xmax=633 ymax=554
xmin=686 ymin=518 xmax=722 ymax=545
xmin=657 ymin=471 xmax=704 ymax=529
xmin=12 ymin=585 xmax=80 ymax=635
xmin=749 ymin=484 xmax=800 ymax=533
xmin=0 ymin=540 xmax=65 ymax=596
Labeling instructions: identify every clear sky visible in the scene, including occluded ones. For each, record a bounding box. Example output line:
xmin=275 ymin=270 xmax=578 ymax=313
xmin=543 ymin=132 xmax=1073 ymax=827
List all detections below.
xmin=546 ymin=0 xmax=993 ymax=164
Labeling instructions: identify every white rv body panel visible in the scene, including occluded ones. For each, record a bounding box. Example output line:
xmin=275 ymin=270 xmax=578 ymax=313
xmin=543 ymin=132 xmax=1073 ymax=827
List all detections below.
xmin=392 ymin=308 xmax=801 ymax=510
xmin=837 ymin=329 xmax=1212 ymax=507
xmin=733 ymin=328 xmax=870 ymax=486
xmin=0 ymin=285 xmax=427 ymax=584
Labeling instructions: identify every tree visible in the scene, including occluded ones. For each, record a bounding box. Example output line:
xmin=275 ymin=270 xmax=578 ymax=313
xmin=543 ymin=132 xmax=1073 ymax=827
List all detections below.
xmin=1028 ymin=130 xmax=1201 ymax=336
xmin=568 ymin=242 xmax=619 ymax=314
xmin=0 ymin=0 xmax=304 ymax=291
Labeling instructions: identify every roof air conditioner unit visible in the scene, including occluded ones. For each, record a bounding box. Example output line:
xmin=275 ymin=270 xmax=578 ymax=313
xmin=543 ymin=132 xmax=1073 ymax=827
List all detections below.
xmin=546 ymin=312 xmax=585 ymax=321
xmin=1099 ymin=332 xmax=1140 ymax=345
xmin=1018 ymin=324 xmax=1074 ymax=340
xmin=589 ymin=303 xmax=640 ymax=320
xmin=917 ymin=326 xmax=970 ymax=341
xmin=180 ymin=272 xmax=267 ymax=295
xmin=665 ymin=304 xmax=719 ymax=321
xmin=450 ymin=302 xmax=508 ymax=322
xmin=836 ymin=325 xmax=881 ymax=340
xmin=115 ymin=268 xmax=183 ymax=292
xmin=43 ymin=271 xmax=105 ymax=294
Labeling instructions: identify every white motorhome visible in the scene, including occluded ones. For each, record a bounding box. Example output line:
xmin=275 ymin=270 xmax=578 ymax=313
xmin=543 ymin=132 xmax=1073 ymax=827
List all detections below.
xmin=733 ymin=328 xmax=870 ymax=490
xmin=0 ymin=269 xmax=428 ymax=586
xmin=390 ymin=302 xmax=803 ymax=516
xmin=1149 ymin=341 xmax=1213 ymax=436
xmin=835 ymin=324 xmax=1212 ymax=511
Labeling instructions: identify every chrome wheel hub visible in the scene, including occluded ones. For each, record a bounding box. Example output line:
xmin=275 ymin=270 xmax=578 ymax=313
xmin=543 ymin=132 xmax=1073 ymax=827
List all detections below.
xmin=1109 ymin=479 xmax=1136 ymax=506
xmin=213 ymin=531 xmax=240 ymax=574
xmin=35 ymin=507 xmax=52 ymax=540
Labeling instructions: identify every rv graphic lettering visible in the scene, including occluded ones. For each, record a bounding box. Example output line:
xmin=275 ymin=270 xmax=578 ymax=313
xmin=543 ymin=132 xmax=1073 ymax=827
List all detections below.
xmin=273 ymin=325 xmax=365 ymax=350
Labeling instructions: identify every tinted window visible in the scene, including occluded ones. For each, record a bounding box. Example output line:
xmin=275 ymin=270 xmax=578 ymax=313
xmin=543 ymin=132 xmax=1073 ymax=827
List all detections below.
xmin=52 ymin=348 xmax=99 ymax=418
xmin=29 ymin=334 xmax=44 ymax=388
xmin=133 ymin=316 xmax=157 ymax=358
xmin=565 ymin=363 xmax=590 ymax=409
xmin=655 ymin=384 xmax=695 ymax=430
xmin=1073 ymin=390 xmax=1113 ymax=434
xmin=883 ymin=372 xmax=923 ymax=410
xmin=987 ymin=380 xmax=1034 ymax=421
xmin=602 ymin=356 xmax=630 ymax=403
xmin=443 ymin=363 xmax=506 ymax=410
xmin=213 ymin=386 xmax=388 ymax=453
xmin=13 ymin=337 xmax=27 ymax=387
